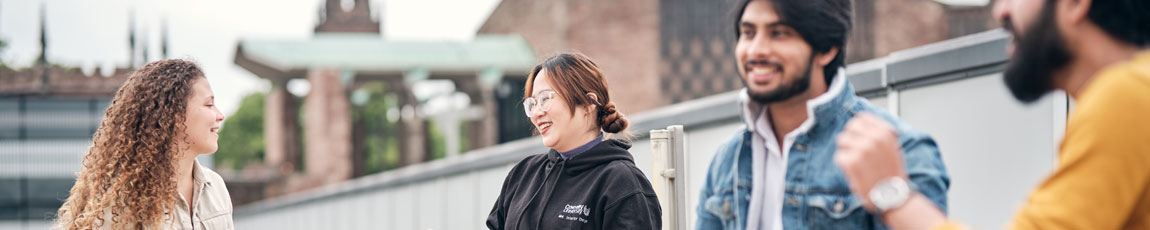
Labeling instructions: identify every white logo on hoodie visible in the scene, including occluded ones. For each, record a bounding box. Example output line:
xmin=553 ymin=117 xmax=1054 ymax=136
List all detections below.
xmin=563 ymin=204 xmax=591 ymax=216
xmin=558 ymin=204 xmax=591 ymax=224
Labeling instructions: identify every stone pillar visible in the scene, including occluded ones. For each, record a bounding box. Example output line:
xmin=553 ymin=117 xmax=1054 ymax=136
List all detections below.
xmin=390 ymin=80 xmax=426 ymax=167
xmin=303 ymin=69 xmax=352 ymax=185
xmin=264 ymin=79 xmax=299 ymax=173
xmin=350 ymin=83 xmax=367 ymax=177
xmin=457 ymin=75 xmax=499 ymax=151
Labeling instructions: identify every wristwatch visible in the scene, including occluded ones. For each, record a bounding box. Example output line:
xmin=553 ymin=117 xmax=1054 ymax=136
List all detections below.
xmin=868 ymin=177 xmax=916 ymax=213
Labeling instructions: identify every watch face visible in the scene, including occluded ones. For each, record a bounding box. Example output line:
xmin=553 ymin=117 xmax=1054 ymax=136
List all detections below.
xmin=878 ymin=185 xmax=897 ymax=197
xmin=870 ymin=178 xmax=910 ymax=212
xmin=872 ymin=187 xmax=894 ymax=207
xmin=876 ymin=186 xmax=896 ymax=200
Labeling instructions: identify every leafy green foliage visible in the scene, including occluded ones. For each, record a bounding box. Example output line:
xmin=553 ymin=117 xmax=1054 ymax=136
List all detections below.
xmin=353 ymin=82 xmax=399 ymax=174
xmin=0 ymin=39 xmax=8 ymax=68
xmin=214 ymin=92 xmax=266 ymax=170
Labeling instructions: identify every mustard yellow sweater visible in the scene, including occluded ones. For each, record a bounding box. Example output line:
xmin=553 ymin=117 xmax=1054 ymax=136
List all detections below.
xmin=1008 ymin=51 xmax=1150 ymax=229
xmin=938 ymin=51 xmax=1150 ymax=229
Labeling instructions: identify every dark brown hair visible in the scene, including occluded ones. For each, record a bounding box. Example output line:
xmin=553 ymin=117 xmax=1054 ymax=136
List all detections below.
xmin=733 ymin=0 xmax=852 ymax=84
xmin=55 ymin=59 xmax=204 ymax=229
xmin=524 ymin=53 xmax=628 ymax=134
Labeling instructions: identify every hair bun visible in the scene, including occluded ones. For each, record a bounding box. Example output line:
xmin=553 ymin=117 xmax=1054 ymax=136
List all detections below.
xmin=599 ymin=102 xmax=628 ymax=133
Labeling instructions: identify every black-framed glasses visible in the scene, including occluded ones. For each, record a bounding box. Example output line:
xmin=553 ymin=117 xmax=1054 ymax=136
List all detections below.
xmin=523 ymin=91 xmax=557 ymax=117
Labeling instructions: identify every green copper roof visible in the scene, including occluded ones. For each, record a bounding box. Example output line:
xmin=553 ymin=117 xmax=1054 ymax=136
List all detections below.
xmin=235 ymin=33 xmax=537 ymax=76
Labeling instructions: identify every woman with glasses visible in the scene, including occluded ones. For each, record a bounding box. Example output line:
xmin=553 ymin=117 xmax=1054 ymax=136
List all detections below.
xmin=486 ymin=53 xmax=661 ymax=229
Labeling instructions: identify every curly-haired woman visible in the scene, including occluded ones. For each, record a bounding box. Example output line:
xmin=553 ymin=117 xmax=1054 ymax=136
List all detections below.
xmin=54 ymin=59 xmax=232 ymax=229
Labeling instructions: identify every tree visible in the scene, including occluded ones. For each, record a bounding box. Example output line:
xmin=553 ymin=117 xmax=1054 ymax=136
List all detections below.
xmin=353 ymin=82 xmax=399 ymax=174
xmin=0 ymin=39 xmax=8 ymax=68
xmin=215 ymin=92 xmax=266 ymax=170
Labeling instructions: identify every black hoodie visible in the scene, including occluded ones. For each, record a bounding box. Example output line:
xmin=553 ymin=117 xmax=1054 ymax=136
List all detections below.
xmin=486 ymin=139 xmax=662 ymax=230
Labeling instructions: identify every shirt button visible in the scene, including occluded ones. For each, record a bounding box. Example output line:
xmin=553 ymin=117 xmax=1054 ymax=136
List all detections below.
xmin=834 ymin=199 xmax=844 ymax=212
xmin=795 ymin=144 xmax=807 ymax=151
xmin=723 ymin=200 xmax=731 ymax=214
xmin=786 ymin=197 xmax=799 ymax=204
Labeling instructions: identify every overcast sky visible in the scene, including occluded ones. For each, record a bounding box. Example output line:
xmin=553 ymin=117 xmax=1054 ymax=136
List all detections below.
xmin=0 ymin=0 xmax=501 ymax=116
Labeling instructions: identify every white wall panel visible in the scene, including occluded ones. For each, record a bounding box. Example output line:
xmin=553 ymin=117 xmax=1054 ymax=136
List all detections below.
xmin=898 ymin=73 xmax=1057 ymax=229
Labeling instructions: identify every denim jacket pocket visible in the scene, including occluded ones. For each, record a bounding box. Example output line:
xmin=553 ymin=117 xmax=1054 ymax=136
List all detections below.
xmin=704 ymin=192 xmax=736 ymax=221
xmin=703 ymin=180 xmax=750 ymax=224
xmin=805 ymin=193 xmax=867 ymax=228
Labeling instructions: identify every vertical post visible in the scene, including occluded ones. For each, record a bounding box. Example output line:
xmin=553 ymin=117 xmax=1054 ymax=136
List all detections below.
xmin=668 ymin=125 xmax=689 ymax=230
xmin=650 ymin=125 xmax=689 ymax=230
xmin=649 ymin=129 xmax=672 ymax=229
xmin=434 ymin=111 xmax=461 ymax=158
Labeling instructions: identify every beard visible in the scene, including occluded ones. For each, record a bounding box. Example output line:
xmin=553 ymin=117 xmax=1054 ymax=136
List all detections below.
xmin=1002 ymin=0 xmax=1072 ymax=103
xmin=743 ymin=55 xmax=816 ymax=104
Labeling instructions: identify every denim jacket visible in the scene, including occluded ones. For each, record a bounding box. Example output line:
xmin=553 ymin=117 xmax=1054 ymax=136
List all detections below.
xmin=695 ymin=75 xmax=950 ymax=230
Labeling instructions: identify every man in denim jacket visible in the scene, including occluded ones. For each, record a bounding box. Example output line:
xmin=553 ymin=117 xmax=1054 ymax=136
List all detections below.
xmin=695 ymin=0 xmax=950 ymax=229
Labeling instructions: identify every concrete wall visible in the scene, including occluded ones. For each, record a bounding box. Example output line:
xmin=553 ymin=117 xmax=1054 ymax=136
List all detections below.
xmin=0 ymin=220 xmax=52 ymax=230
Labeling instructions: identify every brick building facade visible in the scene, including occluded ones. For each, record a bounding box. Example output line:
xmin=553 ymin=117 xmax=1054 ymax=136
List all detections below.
xmin=479 ymin=0 xmax=1000 ymax=107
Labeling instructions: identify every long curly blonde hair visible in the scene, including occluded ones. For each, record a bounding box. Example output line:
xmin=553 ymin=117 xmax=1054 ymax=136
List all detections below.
xmin=55 ymin=59 xmax=205 ymax=229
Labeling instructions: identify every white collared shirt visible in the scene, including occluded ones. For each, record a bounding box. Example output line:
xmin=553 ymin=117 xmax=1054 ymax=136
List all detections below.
xmin=170 ymin=160 xmax=235 ymax=229
xmin=743 ymin=70 xmax=847 ymax=230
